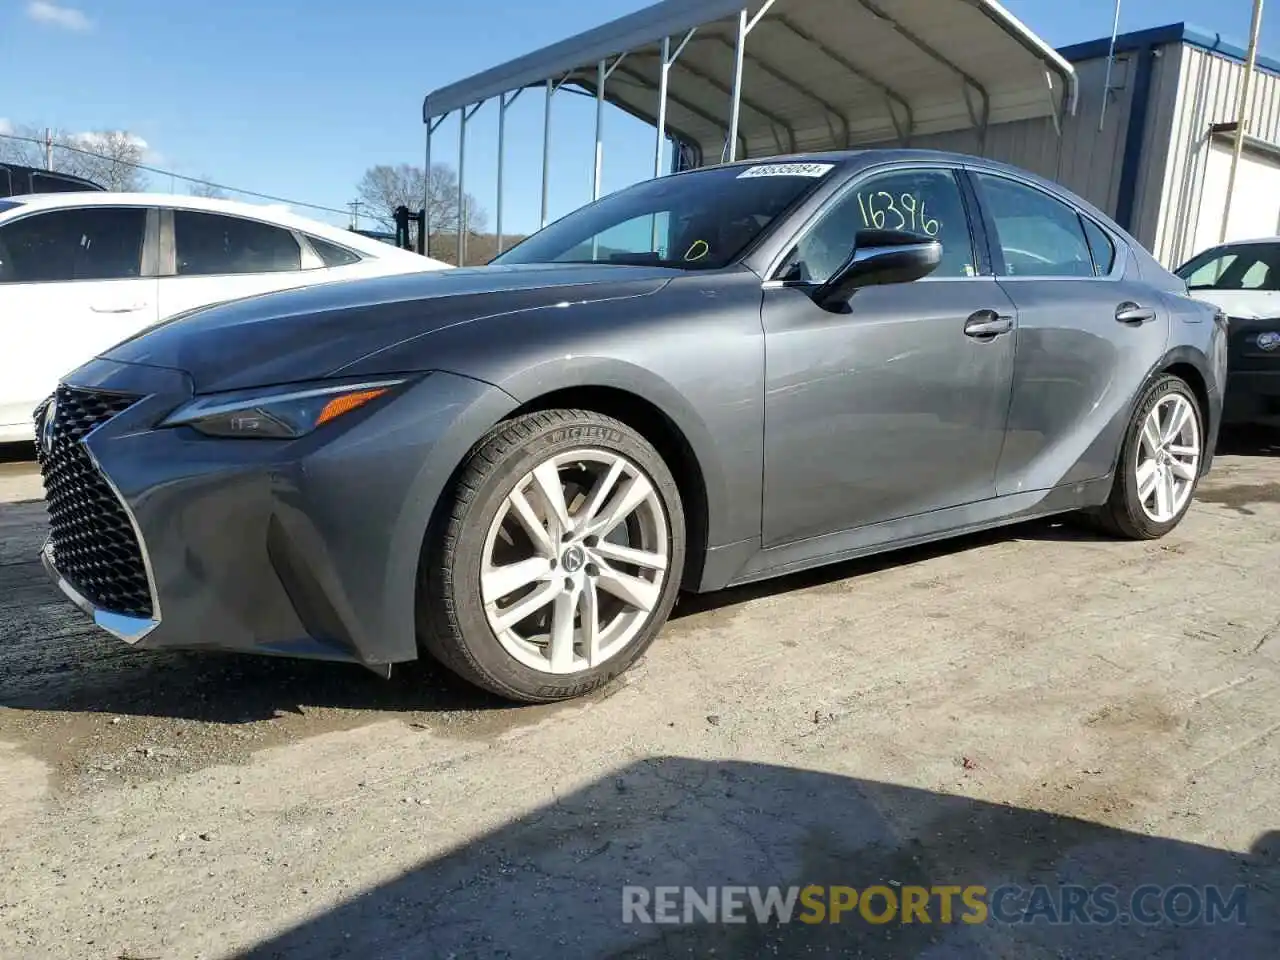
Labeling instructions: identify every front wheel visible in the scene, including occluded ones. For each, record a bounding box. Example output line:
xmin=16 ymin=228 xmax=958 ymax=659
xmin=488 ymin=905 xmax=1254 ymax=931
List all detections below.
xmin=1092 ymin=374 xmax=1204 ymax=539
xmin=418 ymin=409 xmax=686 ymax=703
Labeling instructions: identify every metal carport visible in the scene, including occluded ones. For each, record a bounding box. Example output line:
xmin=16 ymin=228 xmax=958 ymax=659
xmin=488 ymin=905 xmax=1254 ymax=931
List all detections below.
xmin=421 ymin=0 xmax=1078 ymax=258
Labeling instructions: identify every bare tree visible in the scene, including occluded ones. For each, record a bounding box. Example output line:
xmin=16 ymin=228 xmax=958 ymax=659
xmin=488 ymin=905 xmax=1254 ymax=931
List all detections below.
xmin=56 ymin=130 xmax=150 ymax=191
xmin=356 ymin=163 xmax=487 ymax=242
xmin=0 ymin=123 xmax=50 ymax=168
xmin=1 ymin=123 xmax=150 ymax=191
xmin=188 ymin=177 xmax=228 ymax=199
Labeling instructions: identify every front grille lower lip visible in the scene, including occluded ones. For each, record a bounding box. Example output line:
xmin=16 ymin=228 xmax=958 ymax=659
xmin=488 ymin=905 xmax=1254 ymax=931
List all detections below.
xmin=37 ymin=385 xmax=162 ymax=638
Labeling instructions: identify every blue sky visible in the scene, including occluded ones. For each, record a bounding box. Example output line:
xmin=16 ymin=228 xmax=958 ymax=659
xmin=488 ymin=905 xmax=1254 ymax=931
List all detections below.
xmin=2 ymin=0 xmax=1278 ymax=234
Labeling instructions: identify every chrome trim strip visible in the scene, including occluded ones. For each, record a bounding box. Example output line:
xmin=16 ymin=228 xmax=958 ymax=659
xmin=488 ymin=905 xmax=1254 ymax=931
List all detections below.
xmin=41 ymin=539 xmax=160 ymax=644
xmin=79 ymin=399 xmax=164 ymax=631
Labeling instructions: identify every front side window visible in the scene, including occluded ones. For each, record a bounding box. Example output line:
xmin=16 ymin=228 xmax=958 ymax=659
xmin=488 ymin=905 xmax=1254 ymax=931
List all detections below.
xmin=974 ymin=174 xmax=1095 ymax=278
xmin=777 ymin=168 xmax=976 ymax=283
xmin=1177 ymin=244 xmax=1280 ymax=291
xmin=174 ymin=210 xmax=302 ymax=276
xmin=492 ymin=162 xmax=837 ymax=271
xmin=0 ymin=206 xmax=146 ymax=283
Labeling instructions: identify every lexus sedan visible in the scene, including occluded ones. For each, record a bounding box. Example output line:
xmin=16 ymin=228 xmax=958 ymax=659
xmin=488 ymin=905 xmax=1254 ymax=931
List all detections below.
xmin=36 ymin=150 xmax=1227 ymax=703
xmin=1176 ymin=238 xmax=1280 ymax=426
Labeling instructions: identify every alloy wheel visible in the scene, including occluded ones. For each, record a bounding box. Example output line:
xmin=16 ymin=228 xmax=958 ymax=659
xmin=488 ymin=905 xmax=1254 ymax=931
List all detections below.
xmin=1135 ymin=392 xmax=1201 ymax=524
xmin=479 ymin=449 xmax=670 ymax=675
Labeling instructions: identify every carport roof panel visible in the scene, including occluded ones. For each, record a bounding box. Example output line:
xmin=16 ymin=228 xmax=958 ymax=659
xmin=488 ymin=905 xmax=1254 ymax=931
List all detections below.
xmin=422 ymin=0 xmax=1078 ymax=151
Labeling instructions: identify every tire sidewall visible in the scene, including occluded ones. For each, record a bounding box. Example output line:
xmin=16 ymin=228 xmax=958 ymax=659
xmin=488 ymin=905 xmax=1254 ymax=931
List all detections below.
xmin=450 ymin=415 xmax=685 ymax=701
xmin=1119 ymin=376 xmax=1203 ymax=537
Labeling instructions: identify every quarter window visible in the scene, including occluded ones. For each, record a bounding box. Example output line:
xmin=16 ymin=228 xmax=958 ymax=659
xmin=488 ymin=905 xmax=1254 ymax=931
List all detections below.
xmin=173 ymin=211 xmax=302 ymax=276
xmin=1081 ymin=217 xmax=1116 ymax=276
xmin=974 ymin=174 xmax=1095 ymax=278
xmin=308 ymin=235 xmax=362 ymax=268
xmin=0 ymin=207 xmax=146 ymax=283
xmin=778 ymin=168 xmax=976 ymax=283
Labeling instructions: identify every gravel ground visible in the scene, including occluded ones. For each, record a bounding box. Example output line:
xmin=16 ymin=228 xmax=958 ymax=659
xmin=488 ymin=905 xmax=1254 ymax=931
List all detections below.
xmin=1 ymin=433 xmax=1278 ymax=959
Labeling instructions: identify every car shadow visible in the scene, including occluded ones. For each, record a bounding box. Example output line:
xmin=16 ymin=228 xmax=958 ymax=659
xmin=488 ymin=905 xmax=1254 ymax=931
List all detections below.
xmin=0 ymin=517 xmax=1092 ymax=726
xmin=231 ymin=758 xmax=1278 ymax=959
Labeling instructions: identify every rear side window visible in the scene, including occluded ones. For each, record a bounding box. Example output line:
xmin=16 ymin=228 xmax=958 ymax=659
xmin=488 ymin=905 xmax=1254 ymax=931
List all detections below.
xmin=974 ymin=173 xmax=1095 ymax=278
xmin=0 ymin=207 xmax=146 ymax=283
xmin=174 ymin=210 xmax=302 ymax=276
xmin=1081 ymin=217 xmax=1116 ymax=275
xmin=307 ymin=235 xmax=362 ymax=268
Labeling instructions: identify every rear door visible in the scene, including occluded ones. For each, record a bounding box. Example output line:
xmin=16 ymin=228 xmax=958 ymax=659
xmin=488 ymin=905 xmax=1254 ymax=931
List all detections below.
xmin=967 ymin=170 xmax=1170 ymax=493
xmin=157 ymin=208 xmax=321 ymax=318
xmin=0 ymin=205 xmax=158 ymax=436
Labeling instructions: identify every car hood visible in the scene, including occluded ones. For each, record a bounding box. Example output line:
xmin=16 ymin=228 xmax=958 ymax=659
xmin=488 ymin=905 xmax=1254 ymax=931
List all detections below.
xmin=100 ymin=263 xmax=679 ymax=393
xmin=1187 ymin=288 xmax=1280 ymax=320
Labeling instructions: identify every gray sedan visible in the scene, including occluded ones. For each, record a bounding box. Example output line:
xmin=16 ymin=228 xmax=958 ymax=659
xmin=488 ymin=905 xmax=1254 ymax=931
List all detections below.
xmin=35 ymin=149 xmax=1227 ymax=702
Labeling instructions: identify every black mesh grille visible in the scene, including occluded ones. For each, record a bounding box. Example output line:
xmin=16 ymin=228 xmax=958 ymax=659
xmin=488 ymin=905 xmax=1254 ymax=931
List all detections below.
xmin=37 ymin=386 xmax=152 ymax=619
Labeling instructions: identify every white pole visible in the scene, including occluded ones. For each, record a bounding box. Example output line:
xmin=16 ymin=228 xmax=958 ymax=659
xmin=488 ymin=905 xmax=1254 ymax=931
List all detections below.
xmin=655 ymin=36 xmax=670 ymax=178
xmin=726 ymin=9 xmax=747 ymax=161
xmin=1220 ymin=0 xmax=1265 ymax=243
xmin=1098 ymin=0 xmax=1122 ymax=132
xmin=423 ymin=120 xmax=434 ymax=256
xmin=457 ymin=107 xmax=469 ymax=266
xmin=542 ymin=79 xmax=554 ymax=227
xmin=496 ymin=96 xmax=507 ymax=253
xmin=593 ymin=59 xmax=606 ymax=201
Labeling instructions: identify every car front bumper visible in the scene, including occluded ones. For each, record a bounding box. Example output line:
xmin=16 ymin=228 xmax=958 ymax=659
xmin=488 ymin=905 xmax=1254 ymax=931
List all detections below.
xmin=37 ymin=357 xmax=515 ymax=668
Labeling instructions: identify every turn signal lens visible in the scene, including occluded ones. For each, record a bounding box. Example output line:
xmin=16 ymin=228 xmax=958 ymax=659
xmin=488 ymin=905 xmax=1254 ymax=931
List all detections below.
xmin=315 ymin=388 xmax=390 ymax=427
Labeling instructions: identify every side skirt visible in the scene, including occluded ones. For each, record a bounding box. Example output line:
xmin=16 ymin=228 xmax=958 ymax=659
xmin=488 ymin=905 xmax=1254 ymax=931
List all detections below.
xmin=699 ymin=476 xmax=1114 ymax=591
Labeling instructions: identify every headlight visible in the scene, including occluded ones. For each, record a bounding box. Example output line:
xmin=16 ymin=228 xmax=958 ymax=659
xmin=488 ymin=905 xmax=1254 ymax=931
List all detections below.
xmin=161 ymin=377 xmax=409 ymax=439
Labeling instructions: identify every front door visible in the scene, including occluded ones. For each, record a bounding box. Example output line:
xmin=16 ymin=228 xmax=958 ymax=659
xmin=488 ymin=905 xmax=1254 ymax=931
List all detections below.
xmin=761 ymin=166 xmax=1017 ymax=547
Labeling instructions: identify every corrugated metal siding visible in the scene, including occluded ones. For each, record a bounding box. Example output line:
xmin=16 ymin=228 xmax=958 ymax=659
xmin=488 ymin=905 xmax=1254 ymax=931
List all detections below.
xmin=910 ymin=54 xmax=1133 ymax=219
xmin=1155 ymin=46 xmax=1280 ymax=267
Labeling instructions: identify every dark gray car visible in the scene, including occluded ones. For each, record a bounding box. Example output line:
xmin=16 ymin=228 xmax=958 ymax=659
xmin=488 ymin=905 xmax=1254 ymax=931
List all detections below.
xmin=36 ymin=150 xmax=1228 ymax=702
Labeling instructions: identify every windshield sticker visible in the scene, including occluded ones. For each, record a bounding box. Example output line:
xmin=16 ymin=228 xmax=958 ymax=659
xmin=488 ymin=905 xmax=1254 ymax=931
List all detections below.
xmin=736 ymin=162 xmax=834 ymax=179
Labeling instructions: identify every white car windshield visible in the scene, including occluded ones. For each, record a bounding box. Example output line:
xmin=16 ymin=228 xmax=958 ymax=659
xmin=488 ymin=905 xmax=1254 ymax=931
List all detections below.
xmin=1177 ymin=243 xmax=1280 ymax=291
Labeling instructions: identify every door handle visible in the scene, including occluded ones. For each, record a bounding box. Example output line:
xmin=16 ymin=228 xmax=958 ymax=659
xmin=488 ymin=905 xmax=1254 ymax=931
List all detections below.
xmin=964 ymin=310 xmax=1014 ymax=339
xmin=91 ymin=303 xmax=147 ymax=314
xmin=1115 ymin=302 xmax=1156 ymax=324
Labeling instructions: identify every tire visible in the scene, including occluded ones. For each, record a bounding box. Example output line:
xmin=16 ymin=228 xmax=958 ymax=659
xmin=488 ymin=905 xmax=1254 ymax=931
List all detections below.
xmin=1089 ymin=374 xmax=1204 ymax=540
xmin=418 ymin=409 xmax=686 ymax=703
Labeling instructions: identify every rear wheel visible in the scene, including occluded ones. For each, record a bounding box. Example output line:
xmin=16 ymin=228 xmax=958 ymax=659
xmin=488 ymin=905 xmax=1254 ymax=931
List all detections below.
xmin=1090 ymin=375 xmax=1203 ymax=539
xmin=418 ymin=409 xmax=685 ymax=702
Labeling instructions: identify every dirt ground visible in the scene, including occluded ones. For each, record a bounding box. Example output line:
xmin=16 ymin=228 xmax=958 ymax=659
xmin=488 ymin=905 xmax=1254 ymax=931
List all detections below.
xmin=1 ymin=434 xmax=1278 ymax=959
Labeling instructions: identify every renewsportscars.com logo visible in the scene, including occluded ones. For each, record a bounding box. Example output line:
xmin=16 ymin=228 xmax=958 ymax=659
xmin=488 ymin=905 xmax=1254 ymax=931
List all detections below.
xmin=622 ymin=884 xmax=1249 ymax=927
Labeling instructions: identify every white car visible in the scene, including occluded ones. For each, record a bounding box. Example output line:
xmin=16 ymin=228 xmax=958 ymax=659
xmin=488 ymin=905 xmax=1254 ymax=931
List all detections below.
xmin=0 ymin=192 xmax=451 ymax=442
xmin=1175 ymin=238 xmax=1280 ymax=425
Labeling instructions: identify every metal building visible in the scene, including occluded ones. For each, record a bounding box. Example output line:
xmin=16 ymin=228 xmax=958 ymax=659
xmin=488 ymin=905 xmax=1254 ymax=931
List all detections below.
xmin=912 ymin=23 xmax=1280 ymax=269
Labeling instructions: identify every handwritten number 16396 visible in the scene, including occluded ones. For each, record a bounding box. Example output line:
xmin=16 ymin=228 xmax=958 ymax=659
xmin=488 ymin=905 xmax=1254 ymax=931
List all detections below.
xmin=856 ymin=191 xmax=940 ymax=237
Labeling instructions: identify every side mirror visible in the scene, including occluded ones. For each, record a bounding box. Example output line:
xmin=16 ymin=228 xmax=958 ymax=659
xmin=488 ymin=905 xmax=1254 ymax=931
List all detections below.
xmin=813 ymin=228 xmax=943 ymax=310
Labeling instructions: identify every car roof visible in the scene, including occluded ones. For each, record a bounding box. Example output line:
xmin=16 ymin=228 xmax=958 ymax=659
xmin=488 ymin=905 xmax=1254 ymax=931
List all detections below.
xmin=0 ymin=190 xmax=448 ymax=266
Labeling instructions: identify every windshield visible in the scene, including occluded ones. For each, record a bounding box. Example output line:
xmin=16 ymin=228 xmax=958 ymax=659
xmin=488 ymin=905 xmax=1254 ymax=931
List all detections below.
xmin=1176 ymin=243 xmax=1280 ymax=291
xmin=491 ymin=161 xmax=841 ymax=270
